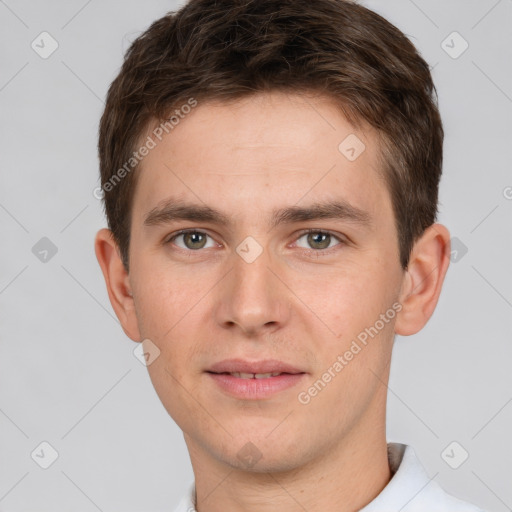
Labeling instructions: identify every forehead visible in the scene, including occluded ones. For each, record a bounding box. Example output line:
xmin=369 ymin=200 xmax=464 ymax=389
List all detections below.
xmin=132 ymin=91 xmax=389 ymax=227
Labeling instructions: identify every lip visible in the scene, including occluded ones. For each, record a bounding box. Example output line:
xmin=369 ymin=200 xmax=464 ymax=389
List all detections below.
xmin=207 ymin=358 xmax=304 ymax=375
xmin=207 ymin=372 xmax=306 ymax=400
xmin=206 ymin=359 xmax=306 ymax=400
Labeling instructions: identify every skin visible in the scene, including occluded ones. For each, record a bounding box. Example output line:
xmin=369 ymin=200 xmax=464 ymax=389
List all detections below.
xmin=95 ymin=90 xmax=451 ymax=512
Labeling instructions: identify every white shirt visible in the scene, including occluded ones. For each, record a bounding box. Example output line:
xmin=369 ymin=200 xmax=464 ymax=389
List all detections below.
xmin=172 ymin=443 xmax=485 ymax=512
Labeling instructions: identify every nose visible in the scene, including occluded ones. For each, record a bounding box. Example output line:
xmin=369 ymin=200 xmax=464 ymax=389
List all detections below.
xmin=214 ymin=242 xmax=291 ymax=337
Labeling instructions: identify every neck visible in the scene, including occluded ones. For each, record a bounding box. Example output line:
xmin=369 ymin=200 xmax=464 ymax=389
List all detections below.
xmin=186 ymin=417 xmax=391 ymax=512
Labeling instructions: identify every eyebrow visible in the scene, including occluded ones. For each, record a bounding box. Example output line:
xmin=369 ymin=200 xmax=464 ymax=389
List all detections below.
xmin=143 ymin=197 xmax=372 ymax=230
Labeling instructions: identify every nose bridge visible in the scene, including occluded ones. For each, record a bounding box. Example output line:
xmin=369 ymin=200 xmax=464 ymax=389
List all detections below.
xmin=215 ymin=237 xmax=288 ymax=334
xmin=234 ymin=241 xmax=272 ymax=296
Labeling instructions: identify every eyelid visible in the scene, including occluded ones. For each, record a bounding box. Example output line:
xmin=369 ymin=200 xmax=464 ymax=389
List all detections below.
xmin=164 ymin=228 xmax=219 ymax=248
xmin=292 ymin=228 xmax=346 ymax=252
xmin=164 ymin=227 xmax=346 ymax=253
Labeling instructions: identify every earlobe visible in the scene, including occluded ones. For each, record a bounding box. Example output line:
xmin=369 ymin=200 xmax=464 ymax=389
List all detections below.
xmin=94 ymin=228 xmax=141 ymax=342
xmin=394 ymin=223 xmax=451 ymax=336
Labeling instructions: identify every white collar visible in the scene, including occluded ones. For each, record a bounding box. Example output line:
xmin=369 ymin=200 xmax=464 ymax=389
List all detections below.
xmin=173 ymin=443 xmax=484 ymax=512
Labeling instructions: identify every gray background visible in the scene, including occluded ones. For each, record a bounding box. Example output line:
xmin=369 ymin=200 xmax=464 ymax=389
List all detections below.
xmin=1 ymin=0 xmax=511 ymax=510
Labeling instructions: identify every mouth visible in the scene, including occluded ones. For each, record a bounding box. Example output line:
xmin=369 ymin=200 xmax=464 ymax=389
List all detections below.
xmin=206 ymin=369 xmax=306 ymax=399
xmin=207 ymin=371 xmax=301 ymax=379
xmin=206 ymin=358 xmax=305 ymax=376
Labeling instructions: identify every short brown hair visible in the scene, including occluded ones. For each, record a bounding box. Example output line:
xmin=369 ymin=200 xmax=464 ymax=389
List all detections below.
xmin=98 ymin=0 xmax=443 ymax=272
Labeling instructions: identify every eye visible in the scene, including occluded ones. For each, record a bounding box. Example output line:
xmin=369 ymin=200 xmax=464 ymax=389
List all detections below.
xmin=294 ymin=229 xmax=344 ymax=252
xmin=165 ymin=229 xmax=217 ymax=250
xmin=164 ymin=228 xmax=345 ymax=254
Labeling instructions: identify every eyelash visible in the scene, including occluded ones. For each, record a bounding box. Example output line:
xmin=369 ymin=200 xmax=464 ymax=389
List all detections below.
xmin=164 ymin=228 xmax=346 ymax=257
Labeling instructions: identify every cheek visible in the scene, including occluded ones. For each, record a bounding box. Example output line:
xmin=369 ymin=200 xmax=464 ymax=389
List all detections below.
xmin=300 ymin=265 xmax=379 ymax=328
xmin=300 ymin=254 xmax=400 ymax=358
xmin=133 ymin=260 xmax=207 ymax=339
xmin=132 ymin=262 xmax=216 ymax=384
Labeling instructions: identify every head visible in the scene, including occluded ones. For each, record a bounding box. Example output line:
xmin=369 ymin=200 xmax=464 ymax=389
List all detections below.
xmin=95 ymin=0 xmax=450 ymax=474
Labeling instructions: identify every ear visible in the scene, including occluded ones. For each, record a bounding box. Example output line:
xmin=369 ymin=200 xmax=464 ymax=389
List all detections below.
xmin=395 ymin=223 xmax=451 ymax=336
xmin=94 ymin=228 xmax=141 ymax=342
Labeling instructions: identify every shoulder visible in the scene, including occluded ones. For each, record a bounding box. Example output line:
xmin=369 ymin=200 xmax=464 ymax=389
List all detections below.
xmin=172 ymin=480 xmax=196 ymax=512
xmin=409 ymin=469 xmax=486 ymax=512
xmin=361 ymin=443 xmax=486 ymax=512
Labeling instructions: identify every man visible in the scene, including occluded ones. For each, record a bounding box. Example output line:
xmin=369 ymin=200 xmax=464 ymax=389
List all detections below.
xmin=94 ymin=0 xmax=484 ymax=510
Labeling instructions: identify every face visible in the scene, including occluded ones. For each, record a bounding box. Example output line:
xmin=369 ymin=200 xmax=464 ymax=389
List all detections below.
xmin=121 ymin=91 xmax=408 ymax=472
